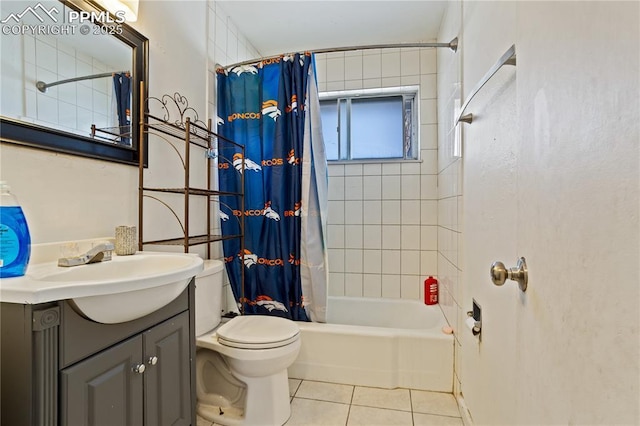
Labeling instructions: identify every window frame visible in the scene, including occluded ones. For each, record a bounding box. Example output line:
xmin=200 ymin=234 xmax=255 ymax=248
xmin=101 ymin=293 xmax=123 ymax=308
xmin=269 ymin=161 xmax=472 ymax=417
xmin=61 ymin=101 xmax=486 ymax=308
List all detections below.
xmin=319 ymin=86 xmax=419 ymax=162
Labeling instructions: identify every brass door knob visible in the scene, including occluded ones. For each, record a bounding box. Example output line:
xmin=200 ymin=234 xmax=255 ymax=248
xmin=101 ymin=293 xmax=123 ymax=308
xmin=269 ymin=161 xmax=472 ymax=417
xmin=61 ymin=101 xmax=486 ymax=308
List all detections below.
xmin=490 ymin=257 xmax=528 ymax=292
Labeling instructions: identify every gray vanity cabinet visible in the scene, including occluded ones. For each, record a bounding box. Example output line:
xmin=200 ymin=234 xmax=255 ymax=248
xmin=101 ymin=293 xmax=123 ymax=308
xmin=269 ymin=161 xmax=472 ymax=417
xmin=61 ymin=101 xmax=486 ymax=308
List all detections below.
xmin=1 ymin=281 xmax=196 ymax=426
xmin=61 ymin=334 xmax=144 ymax=425
xmin=143 ymin=312 xmax=191 ymax=426
xmin=61 ymin=312 xmax=191 ymax=426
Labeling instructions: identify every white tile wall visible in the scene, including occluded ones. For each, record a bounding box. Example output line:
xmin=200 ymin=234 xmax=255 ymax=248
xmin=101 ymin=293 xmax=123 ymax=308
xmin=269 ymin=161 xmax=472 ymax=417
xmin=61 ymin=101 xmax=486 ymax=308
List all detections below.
xmin=437 ymin=0 xmax=463 ymax=408
xmin=363 ymin=225 xmax=381 ymax=249
xmin=317 ymin=47 xmax=439 ymax=302
xmin=363 ymin=274 xmax=382 ymax=297
xmin=205 ymin=10 xmax=443 ymax=307
xmin=207 ymin=0 xmax=261 ymax=313
xmin=381 ymin=201 xmax=400 ymax=224
xmin=9 ymin=34 xmax=121 ymax=135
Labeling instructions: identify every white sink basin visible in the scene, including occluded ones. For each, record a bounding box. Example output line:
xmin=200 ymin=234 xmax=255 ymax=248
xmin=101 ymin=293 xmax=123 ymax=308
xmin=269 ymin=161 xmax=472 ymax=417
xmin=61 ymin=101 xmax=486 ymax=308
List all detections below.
xmin=1 ymin=252 xmax=204 ymax=324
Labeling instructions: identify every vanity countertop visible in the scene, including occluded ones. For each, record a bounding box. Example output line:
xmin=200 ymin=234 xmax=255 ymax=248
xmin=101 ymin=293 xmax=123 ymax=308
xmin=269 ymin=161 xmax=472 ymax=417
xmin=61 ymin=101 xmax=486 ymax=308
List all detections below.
xmin=0 ymin=251 xmax=203 ymax=305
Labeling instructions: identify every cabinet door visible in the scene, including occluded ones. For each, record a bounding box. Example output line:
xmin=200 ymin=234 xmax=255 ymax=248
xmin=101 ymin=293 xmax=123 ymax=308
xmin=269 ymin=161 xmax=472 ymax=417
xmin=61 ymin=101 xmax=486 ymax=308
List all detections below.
xmin=61 ymin=335 xmax=144 ymax=426
xmin=143 ymin=312 xmax=191 ymax=426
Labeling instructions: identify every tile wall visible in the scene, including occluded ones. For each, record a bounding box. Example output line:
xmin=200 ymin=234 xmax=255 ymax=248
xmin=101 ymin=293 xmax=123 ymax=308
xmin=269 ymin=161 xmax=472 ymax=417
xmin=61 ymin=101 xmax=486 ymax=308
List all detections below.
xmin=207 ymin=1 xmax=261 ymax=312
xmin=315 ymin=48 xmax=439 ymax=301
xmin=437 ymin=0 xmax=463 ymax=399
xmin=18 ymin=34 xmax=122 ymax=136
xmin=205 ymin=8 xmax=443 ymax=307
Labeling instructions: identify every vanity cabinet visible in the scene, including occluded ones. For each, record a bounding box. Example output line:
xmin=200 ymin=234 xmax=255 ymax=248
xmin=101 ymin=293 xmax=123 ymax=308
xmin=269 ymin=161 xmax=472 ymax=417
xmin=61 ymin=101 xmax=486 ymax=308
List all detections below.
xmin=61 ymin=334 xmax=144 ymax=425
xmin=0 ymin=281 xmax=196 ymax=426
xmin=61 ymin=312 xmax=190 ymax=426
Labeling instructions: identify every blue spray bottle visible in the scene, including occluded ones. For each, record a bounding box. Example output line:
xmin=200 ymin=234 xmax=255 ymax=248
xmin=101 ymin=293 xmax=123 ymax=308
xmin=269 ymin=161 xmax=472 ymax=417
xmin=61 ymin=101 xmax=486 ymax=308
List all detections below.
xmin=0 ymin=182 xmax=31 ymax=278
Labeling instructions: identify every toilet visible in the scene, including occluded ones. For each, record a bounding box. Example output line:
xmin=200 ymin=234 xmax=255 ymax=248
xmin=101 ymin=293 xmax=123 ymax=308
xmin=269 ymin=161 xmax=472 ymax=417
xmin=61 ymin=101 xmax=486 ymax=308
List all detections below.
xmin=194 ymin=259 xmax=301 ymax=426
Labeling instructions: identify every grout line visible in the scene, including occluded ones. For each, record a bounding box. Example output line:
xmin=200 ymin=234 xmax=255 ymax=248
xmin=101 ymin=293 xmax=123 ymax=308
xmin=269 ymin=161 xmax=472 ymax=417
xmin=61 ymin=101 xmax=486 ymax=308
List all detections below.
xmin=293 ymin=396 xmax=350 ymax=405
xmin=349 ymin=403 xmax=413 ymax=413
xmin=409 ymin=389 xmax=415 ymax=425
xmin=344 ymin=404 xmax=351 ymax=425
xmin=414 ymin=412 xmax=465 ymax=419
xmin=291 ymin=379 xmax=301 ymax=397
xmin=289 ymin=380 xmax=464 ymax=424
xmin=348 ymin=403 xmax=413 ymax=413
xmin=345 ymin=385 xmax=355 ymax=426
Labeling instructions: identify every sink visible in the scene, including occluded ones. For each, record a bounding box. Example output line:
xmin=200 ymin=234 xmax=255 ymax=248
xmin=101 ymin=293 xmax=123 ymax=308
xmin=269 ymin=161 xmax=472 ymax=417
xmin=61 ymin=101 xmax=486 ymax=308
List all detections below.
xmin=41 ymin=253 xmax=198 ymax=283
xmin=18 ymin=252 xmax=204 ymax=324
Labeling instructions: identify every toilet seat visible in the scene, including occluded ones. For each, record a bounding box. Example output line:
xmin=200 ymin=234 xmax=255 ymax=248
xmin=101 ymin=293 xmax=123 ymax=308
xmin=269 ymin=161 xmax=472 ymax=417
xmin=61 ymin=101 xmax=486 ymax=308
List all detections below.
xmin=216 ymin=315 xmax=300 ymax=350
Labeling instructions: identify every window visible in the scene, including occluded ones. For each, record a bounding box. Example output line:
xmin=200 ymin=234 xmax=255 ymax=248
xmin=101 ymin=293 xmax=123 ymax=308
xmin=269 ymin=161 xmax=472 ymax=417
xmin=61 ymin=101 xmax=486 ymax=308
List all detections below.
xmin=319 ymin=87 xmax=418 ymax=161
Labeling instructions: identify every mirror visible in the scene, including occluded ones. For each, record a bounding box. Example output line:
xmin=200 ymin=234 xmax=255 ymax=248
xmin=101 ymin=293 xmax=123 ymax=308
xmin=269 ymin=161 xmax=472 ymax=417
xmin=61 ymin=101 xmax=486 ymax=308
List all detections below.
xmin=0 ymin=0 xmax=148 ymax=165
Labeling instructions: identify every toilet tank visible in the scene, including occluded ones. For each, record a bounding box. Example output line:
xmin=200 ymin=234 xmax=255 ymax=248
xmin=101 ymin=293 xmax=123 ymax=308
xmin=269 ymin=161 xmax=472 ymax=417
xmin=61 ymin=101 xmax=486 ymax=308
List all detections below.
xmin=194 ymin=259 xmax=225 ymax=336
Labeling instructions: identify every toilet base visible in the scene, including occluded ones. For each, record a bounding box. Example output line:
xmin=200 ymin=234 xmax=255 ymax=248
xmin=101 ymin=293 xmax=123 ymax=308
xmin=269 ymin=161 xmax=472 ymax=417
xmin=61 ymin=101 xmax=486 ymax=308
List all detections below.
xmin=197 ymin=369 xmax=291 ymax=426
xmin=197 ymin=403 xmax=244 ymax=426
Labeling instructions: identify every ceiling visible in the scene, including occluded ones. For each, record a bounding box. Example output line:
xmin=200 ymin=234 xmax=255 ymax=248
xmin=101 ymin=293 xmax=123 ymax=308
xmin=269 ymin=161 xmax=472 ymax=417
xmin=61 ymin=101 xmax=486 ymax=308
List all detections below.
xmin=217 ymin=1 xmax=448 ymax=57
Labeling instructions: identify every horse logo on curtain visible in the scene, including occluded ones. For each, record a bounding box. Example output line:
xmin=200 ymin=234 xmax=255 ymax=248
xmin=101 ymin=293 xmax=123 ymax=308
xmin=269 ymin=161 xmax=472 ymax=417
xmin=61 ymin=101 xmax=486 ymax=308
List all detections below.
xmin=262 ymin=100 xmax=281 ymax=121
xmin=232 ymin=153 xmax=262 ymax=173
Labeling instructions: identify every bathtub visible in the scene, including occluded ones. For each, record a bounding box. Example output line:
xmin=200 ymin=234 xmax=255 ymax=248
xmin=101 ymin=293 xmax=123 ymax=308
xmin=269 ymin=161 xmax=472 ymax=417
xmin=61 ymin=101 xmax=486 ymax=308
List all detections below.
xmin=288 ymin=296 xmax=454 ymax=392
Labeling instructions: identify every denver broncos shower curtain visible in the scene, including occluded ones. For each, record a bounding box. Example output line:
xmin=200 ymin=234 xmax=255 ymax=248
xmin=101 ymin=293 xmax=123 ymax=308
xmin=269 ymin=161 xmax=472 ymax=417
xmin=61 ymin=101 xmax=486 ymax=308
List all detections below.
xmin=216 ymin=53 xmax=328 ymax=322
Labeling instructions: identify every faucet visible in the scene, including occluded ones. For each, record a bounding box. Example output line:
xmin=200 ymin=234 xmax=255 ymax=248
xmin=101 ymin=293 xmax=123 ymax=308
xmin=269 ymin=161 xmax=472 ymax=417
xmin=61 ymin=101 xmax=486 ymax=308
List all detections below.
xmin=58 ymin=242 xmax=115 ymax=267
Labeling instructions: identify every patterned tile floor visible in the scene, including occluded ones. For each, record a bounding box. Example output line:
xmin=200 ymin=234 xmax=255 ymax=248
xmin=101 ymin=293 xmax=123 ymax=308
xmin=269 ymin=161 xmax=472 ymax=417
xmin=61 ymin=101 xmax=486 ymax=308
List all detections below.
xmin=198 ymin=378 xmax=463 ymax=426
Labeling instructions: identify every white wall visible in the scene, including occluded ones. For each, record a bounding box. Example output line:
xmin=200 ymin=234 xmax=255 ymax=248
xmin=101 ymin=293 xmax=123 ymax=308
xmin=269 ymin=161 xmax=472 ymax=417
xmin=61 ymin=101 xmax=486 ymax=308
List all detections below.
xmin=315 ymin=48 xmax=439 ymax=301
xmin=137 ymin=0 xmax=259 ymax=277
xmin=135 ymin=0 xmax=209 ymax=252
xmin=438 ymin=1 xmax=640 ymax=424
xmin=0 ymin=0 xmax=209 ymax=244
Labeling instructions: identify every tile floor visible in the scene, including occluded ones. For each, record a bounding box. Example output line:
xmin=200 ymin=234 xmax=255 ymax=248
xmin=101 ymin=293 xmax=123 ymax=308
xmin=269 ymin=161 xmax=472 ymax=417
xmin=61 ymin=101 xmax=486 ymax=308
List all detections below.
xmin=197 ymin=378 xmax=463 ymax=426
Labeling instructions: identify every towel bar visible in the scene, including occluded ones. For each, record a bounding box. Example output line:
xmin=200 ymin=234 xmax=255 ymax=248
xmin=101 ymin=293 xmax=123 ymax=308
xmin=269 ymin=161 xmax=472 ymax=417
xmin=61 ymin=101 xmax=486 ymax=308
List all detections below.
xmin=456 ymin=45 xmax=517 ymax=124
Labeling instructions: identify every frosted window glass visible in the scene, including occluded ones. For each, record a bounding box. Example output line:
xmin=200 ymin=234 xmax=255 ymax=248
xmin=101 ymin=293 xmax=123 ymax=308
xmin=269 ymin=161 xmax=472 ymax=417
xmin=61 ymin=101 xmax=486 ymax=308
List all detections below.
xmin=320 ymin=92 xmax=415 ymax=161
xmin=320 ymin=101 xmax=338 ymax=160
xmin=339 ymin=99 xmax=348 ymax=160
xmin=351 ymin=97 xmax=403 ymax=159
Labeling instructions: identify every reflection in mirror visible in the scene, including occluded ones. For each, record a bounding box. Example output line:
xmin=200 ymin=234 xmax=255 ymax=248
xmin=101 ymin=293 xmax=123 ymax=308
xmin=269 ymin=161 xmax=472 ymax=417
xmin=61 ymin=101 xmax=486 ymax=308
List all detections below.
xmin=0 ymin=0 xmax=148 ymax=165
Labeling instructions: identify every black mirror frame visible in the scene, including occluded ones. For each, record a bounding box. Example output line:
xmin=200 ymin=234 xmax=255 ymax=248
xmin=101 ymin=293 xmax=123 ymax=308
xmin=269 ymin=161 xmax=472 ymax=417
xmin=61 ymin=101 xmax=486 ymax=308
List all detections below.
xmin=0 ymin=0 xmax=148 ymax=166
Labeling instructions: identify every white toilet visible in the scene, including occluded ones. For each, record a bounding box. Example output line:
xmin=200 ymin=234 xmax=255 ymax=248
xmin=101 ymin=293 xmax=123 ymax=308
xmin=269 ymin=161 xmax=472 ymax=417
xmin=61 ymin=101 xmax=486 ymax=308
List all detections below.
xmin=194 ymin=260 xmax=301 ymax=426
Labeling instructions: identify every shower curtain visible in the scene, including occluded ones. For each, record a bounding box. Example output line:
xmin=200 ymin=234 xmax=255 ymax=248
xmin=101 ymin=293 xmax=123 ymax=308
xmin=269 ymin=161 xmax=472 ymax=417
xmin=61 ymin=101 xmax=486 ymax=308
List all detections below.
xmin=217 ymin=53 xmax=328 ymax=322
xmin=112 ymin=72 xmax=131 ymax=145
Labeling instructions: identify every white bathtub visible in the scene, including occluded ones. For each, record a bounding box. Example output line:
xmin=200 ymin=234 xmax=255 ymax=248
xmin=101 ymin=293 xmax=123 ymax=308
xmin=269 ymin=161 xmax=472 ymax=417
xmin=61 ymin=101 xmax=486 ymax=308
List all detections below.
xmin=288 ymin=296 xmax=454 ymax=392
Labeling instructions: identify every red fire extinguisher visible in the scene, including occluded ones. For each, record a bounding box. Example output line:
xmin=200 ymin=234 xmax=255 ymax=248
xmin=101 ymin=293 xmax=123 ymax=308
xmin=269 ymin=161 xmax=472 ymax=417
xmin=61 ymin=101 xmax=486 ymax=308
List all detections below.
xmin=424 ymin=276 xmax=438 ymax=305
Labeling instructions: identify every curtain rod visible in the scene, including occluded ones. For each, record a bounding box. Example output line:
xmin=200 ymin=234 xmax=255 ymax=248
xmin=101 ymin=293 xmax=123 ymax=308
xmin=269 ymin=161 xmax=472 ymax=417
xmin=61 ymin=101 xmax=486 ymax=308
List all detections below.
xmin=36 ymin=71 xmax=130 ymax=93
xmin=219 ymin=37 xmax=458 ymax=69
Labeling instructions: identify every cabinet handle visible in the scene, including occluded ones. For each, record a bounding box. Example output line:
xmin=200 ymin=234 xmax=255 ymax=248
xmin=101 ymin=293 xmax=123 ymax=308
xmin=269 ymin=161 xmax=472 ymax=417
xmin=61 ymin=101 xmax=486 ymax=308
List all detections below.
xmin=148 ymin=356 xmax=158 ymax=366
xmin=133 ymin=363 xmax=146 ymax=374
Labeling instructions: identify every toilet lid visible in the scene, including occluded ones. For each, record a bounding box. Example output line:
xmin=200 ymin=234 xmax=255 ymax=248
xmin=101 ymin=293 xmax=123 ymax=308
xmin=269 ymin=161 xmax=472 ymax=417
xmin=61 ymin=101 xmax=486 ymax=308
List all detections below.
xmin=216 ymin=315 xmax=300 ymax=349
